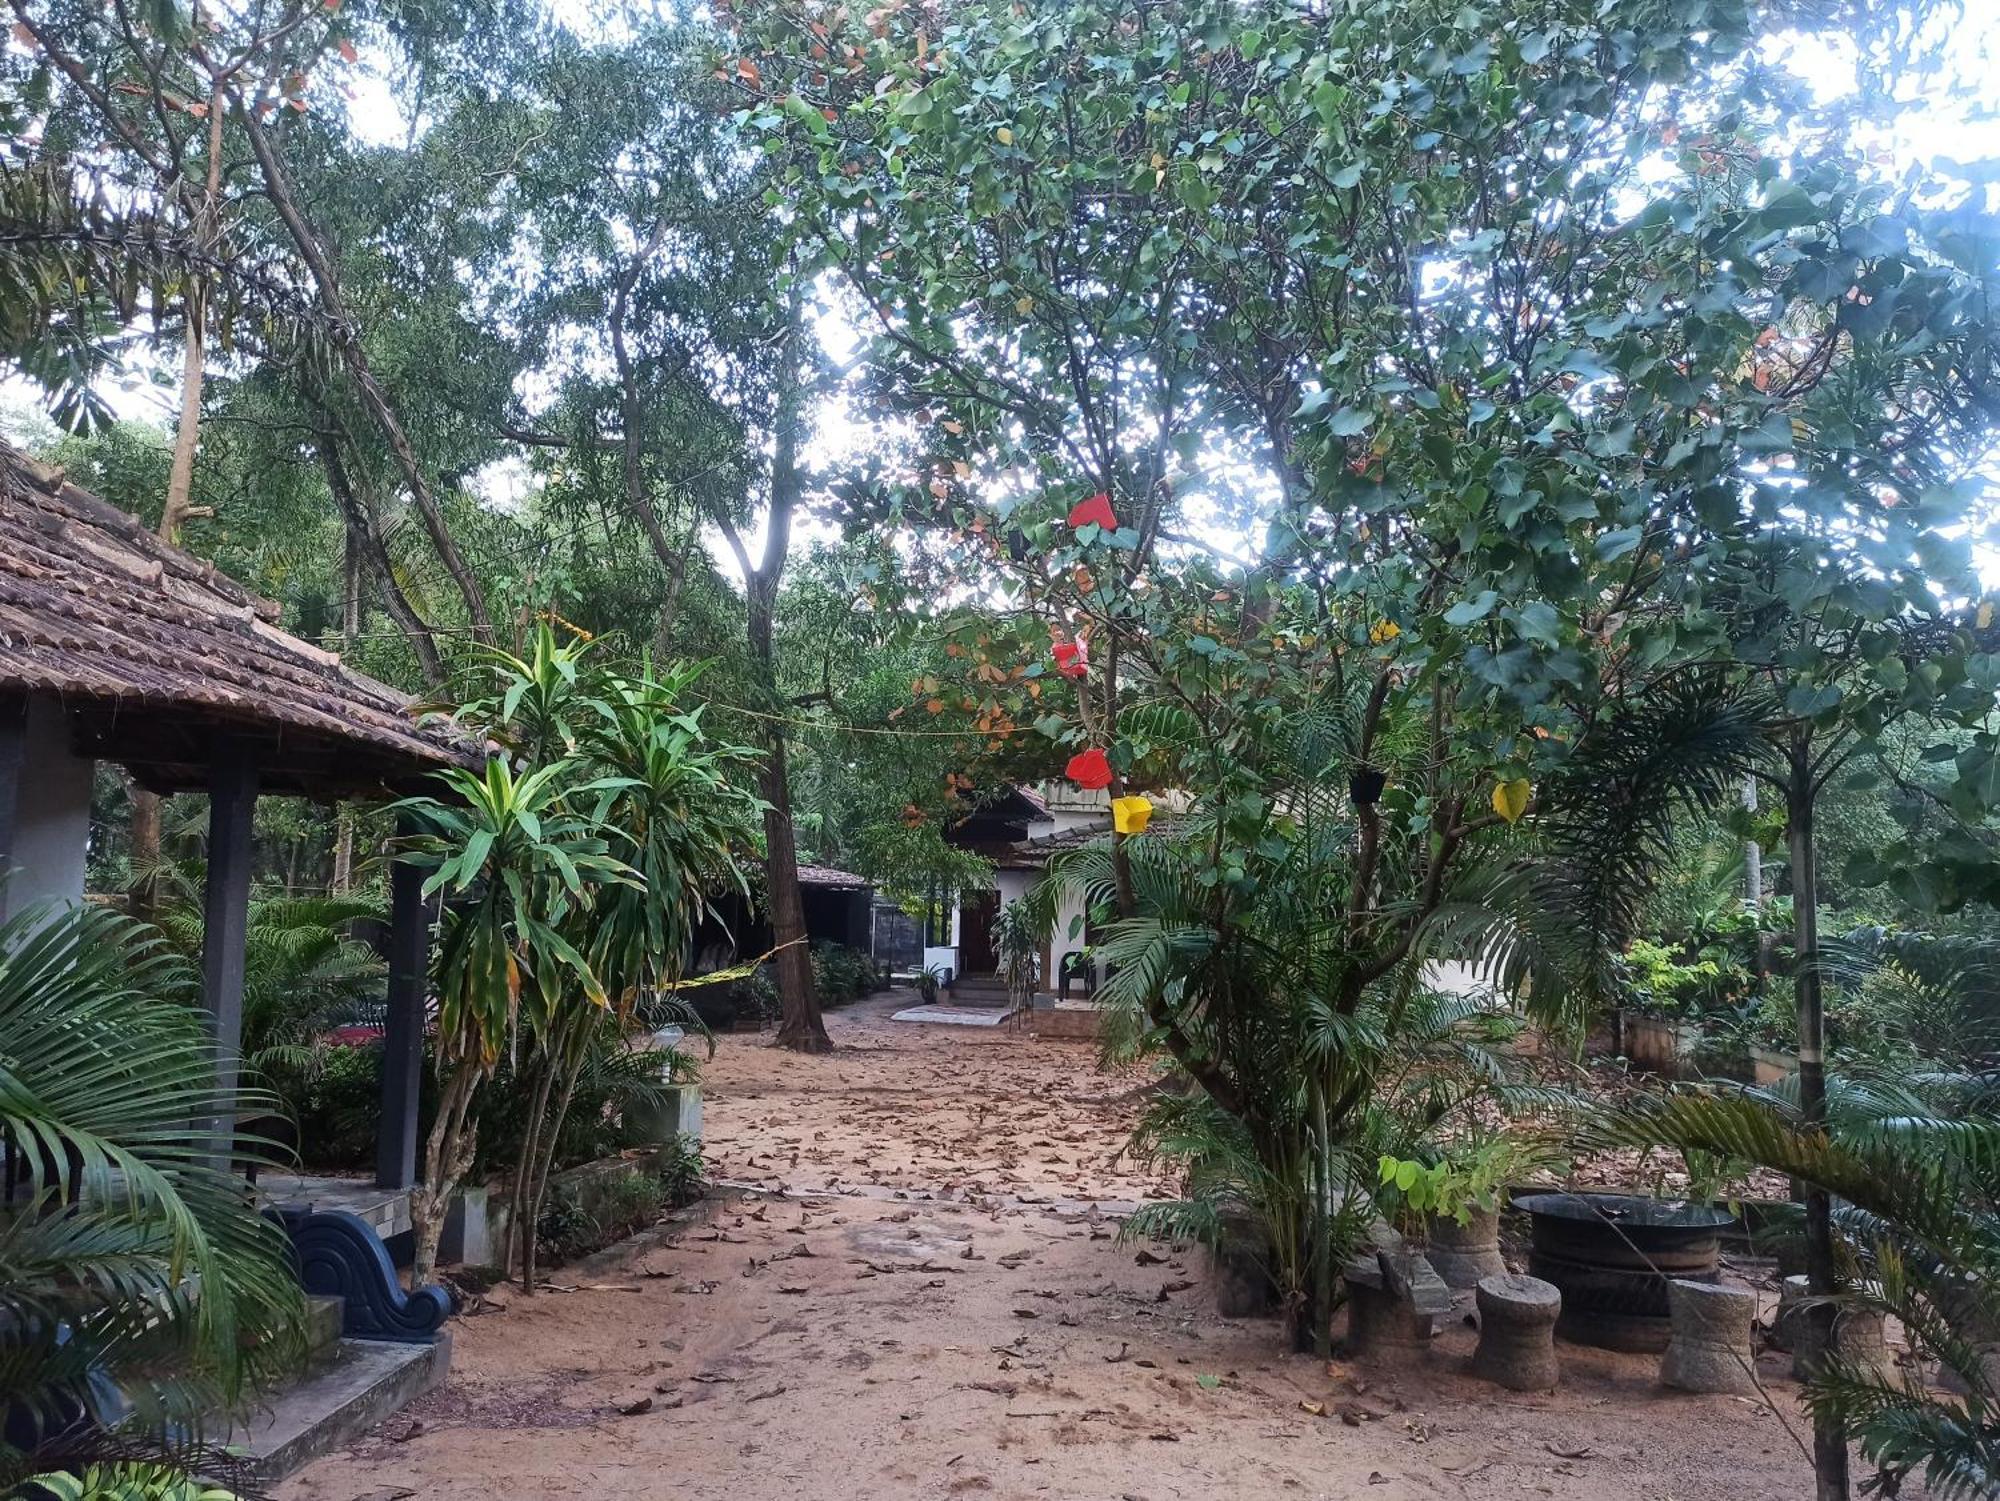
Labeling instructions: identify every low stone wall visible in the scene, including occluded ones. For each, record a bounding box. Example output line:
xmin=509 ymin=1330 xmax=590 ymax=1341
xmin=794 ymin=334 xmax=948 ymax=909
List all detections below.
xmin=1014 ymin=1001 xmax=1105 ymax=1040
xmin=445 ymin=1083 xmax=702 ymax=1272
xmin=1620 ymin=1012 xmax=1702 ymax=1076
xmin=479 ymin=1150 xmax=674 ymax=1273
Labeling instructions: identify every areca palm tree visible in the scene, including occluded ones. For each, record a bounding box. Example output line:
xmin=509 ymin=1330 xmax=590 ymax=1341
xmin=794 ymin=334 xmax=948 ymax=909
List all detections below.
xmin=0 ymin=902 xmax=304 ymax=1488
xmin=1027 ymin=674 xmax=1770 ymax=1349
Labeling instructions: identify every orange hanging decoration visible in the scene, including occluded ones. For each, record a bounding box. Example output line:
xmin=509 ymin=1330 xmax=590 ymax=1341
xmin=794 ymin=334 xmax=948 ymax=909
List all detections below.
xmin=1068 ymin=492 xmax=1118 ymax=531
xmin=1065 ymin=747 xmax=1113 ymax=790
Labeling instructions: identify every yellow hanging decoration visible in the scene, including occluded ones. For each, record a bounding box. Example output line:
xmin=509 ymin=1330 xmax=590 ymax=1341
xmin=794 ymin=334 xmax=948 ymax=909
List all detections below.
xmin=1492 ymin=778 xmax=1531 ymax=824
xmin=1369 ymin=619 xmax=1401 ymax=646
xmin=1111 ymin=795 xmax=1154 ymax=835
xmin=1980 ymin=600 xmax=1995 ymax=631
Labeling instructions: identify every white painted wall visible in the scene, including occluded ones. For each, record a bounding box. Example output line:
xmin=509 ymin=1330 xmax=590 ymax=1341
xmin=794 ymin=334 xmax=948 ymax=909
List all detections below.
xmin=995 ymin=868 xmax=1036 ymax=908
xmin=8 ymin=697 xmax=90 ymax=914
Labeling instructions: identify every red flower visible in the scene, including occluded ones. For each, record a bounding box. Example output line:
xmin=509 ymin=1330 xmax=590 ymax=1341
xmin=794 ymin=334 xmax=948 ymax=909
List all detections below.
xmin=1068 ymin=491 xmax=1118 ymax=531
xmin=1052 ymin=640 xmax=1088 ymax=679
xmin=1065 ymin=747 xmax=1113 ymax=790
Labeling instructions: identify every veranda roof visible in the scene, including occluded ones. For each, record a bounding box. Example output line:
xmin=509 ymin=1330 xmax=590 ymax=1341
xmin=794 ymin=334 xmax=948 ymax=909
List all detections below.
xmin=0 ymin=440 xmax=480 ymax=797
xmin=796 ymin=863 xmax=871 ymax=890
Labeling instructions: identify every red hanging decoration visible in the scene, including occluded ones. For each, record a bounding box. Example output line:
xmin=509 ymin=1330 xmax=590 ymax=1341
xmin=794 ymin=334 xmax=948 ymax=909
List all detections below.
xmin=1052 ymin=640 xmax=1088 ymax=679
xmin=1065 ymin=747 xmax=1113 ymax=790
xmin=1068 ymin=492 xmax=1118 ymax=531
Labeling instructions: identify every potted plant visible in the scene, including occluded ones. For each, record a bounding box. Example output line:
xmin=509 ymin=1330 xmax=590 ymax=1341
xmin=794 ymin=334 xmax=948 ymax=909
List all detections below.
xmin=1376 ymin=1137 xmax=1556 ymax=1290
xmin=1615 ymin=939 xmax=1727 ymax=1074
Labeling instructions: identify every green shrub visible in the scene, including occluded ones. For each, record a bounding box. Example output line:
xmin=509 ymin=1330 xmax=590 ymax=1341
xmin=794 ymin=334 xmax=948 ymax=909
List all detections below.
xmin=27 ymin=1465 xmax=236 ymax=1501
xmin=657 ymin=1135 xmax=707 ymax=1209
xmin=1828 ymin=961 xmax=1930 ymax=1069
xmin=810 ymin=943 xmax=874 ymax=1007
xmin=534 ymin=1168 xmax=671 ymax=1267
xmin=535 ymin=1184 xmax=595 ymax=1264
xmin=598 ymin=1171 xmax=665 ymax=1235
xmin=285 ymin=1041 xmax=387 ymax=1171
xmin=744 ymin=971 xmax=781 ymax=1024
xmin=471 ymin=1049 xmax=658 ymax=1179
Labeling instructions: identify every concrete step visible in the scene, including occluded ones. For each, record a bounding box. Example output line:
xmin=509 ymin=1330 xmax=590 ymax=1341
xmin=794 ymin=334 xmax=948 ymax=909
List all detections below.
xmin=225 ymin=1334 xmax=452 ymax=1483
xmin=304 ymin=1295 xmax=344 ymax=1366
xmin=891 ymin=1003 xmax=1010 ymax=1027
xmin=946 ymin=977 xmax=1013 ymax=1008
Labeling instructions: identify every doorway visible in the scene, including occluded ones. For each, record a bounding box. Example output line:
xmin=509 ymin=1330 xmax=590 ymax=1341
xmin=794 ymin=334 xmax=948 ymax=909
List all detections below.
xmin=958 ymin=888 xmax=1000 ymax=975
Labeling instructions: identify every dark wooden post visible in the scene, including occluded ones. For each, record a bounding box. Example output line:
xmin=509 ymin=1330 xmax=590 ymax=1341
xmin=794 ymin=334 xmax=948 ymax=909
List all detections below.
xmin=201 ymin=740 xmax=258 ymax=1162
xmin=376 ymin=818 xmax=430 ymax=1191
xmin=0 ymin=696 xmax=25 ymax=928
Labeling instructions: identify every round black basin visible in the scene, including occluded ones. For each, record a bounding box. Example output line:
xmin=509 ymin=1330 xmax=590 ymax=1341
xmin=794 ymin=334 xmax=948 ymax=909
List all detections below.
xmin=1514 ymin=1192 xmax=1738 ymax=1352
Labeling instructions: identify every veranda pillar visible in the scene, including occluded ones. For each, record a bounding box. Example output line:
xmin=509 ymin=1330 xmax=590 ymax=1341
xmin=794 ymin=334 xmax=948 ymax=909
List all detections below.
xmin=0 ymin=695 xmax=23 ymax=926
xmin=201 ymin=740 xmax=258 ymax=1163
xmin=376 ymin=820 xmax=431 ymax=1191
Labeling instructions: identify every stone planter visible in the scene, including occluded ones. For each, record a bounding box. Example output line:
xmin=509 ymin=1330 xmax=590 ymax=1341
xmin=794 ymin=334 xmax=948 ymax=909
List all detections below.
xmin=1933 ymin=1276 xmax=2000 ymax=1394
xmin=438 ymin=1184 xmax=492 ymax=1267
xmin=1621 ymin=1012 xmax=1703 ymax=1077
xmin=1660 ymin=1279 xmax=1759 ymax=1395
xmin=1210 ymin=1201 xmax=1277 ymax=1317
xmin=1423 ymin=1206 xmax=1508 ymax=1290
xmin=1792 ymin=1293 xmax=1894 ymax=1384
xmin=621 ymin=1081 xmax=703 ymax=1152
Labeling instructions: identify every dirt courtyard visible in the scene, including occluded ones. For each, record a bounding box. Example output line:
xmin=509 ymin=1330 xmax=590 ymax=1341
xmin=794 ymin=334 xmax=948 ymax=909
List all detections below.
xmin=281 ymin=993 xmax=1836 ymax=1501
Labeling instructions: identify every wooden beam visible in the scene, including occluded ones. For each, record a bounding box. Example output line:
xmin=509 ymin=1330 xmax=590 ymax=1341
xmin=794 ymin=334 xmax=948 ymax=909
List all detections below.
xmin=201 ymin=739 xmax=258 ymax=1163
xmin=0 ymin=695 xmax=24 ymax=928
xmin=376 ymin=819 xmax=431 ymax=1191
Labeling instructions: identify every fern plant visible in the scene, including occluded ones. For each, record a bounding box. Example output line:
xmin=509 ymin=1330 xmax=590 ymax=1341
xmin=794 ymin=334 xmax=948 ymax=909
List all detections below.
xmin=152 ymin=894 xmax=385 ymax=1074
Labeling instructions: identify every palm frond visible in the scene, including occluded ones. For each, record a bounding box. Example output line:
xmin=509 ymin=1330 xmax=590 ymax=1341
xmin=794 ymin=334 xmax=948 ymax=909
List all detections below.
xmin=0 ymin=903 xmax=306 ymax=1484
xmin=1535 ymin=677 xmax=1776 ymax=1019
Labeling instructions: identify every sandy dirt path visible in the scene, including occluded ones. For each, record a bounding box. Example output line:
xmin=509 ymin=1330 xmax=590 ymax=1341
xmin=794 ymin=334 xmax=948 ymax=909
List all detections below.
xmin=281 ymin=993 xmax=1835 ymax=1501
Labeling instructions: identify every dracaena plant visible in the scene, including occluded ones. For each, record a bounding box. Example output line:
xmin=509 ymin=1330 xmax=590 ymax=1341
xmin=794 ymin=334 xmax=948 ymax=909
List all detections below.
xmin=501 ymin=658 xmax=764 ymax=1291
xmin=394 ymin=625 xmax=765 ymax=1290
xmin=393 ymin=750 xmax=633 ymax=1287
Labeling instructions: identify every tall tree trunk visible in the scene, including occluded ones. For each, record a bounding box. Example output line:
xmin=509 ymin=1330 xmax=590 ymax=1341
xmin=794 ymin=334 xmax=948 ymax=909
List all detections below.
xmin=750 ymin=581 xmax=827 ymax=1051
xmin=159 ymin=302 xmax=207 ymax=544
xmin=329 ymin=526 xmax=362 ymax=894
xmin=706 ymin=306 xmax=828 ymax=1052
xmin=1787 ymin=732 xmax=1849 ymax=1501
xmin=511 ymin=1059 xmax=559 ymax=1291
xmin=761 ymin=712 xmax=828 ymax=1051
xmin=133 ymin=93 xmax=226 ymax=929
xmin=411 ymin=1056 xmax=481 ymax=1289
xmin=315 ymin=435 xmax=448 ymax=687
xmin=234 ymin=98 xmax=494 ymax=645
xmin=159 ymin=79 xmax=224 ymax=548
xmin=128 ymin=788 xmax=162 ymax=927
